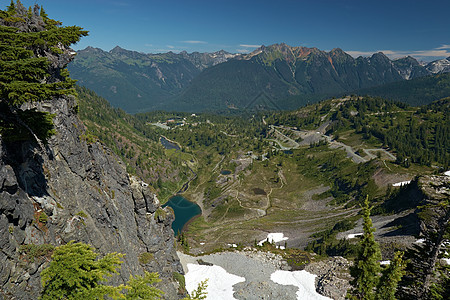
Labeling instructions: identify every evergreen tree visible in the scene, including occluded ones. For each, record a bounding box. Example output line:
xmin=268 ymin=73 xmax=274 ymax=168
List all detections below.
xmin=40 ymin=241 xmax=171 ymax=300
xmin=40 ymin=241 xmax=125 ymax=300
xmin=348 ymin=196 xmax=382 ymax=300
xmin=125 ymin=272 xmax=164 ymax=300
xmin=0 ymin=1 xmax=88 ymax=143
xmin=376 ymin=251 xmax=406 ymax=300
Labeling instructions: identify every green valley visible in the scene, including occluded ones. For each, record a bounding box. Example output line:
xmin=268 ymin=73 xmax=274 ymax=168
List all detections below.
xmin=78 ymin=87 xmax=448 ymax=257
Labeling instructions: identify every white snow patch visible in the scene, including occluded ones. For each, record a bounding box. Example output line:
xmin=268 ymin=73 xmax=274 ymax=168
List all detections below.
xmin=414 ymin=238 xmax=425 ymax=244
xmin=227 ymin=243 xmax=238 ymax=248
xmin=392 ymin=180 xmax=411 ymax=187
xmin=347 ymin=233 xmax=363 ymax=239
xmin=200 ymin=242 xmax=205 ymax=245
xmin=258 ymin=233 xmax=289 ymax=246
xmin=380 ymin=260 xmax=390 ymax=265
xmin=444 ymin=170 xmax=450 ymax=176
xmin=185 ymin=263 xmax=245 ymax=300
xmin=271 ymin=270 xmax=332 ymax=300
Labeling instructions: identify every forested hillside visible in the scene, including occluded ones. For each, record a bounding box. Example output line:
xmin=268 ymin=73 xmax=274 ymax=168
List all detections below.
xmin=77 ymin=86 xmax=191 ymax=201
xmin=357 ymin=73 xmax=450 ymax=106
xmin=267 ymin=96 xmax=449 ymax=168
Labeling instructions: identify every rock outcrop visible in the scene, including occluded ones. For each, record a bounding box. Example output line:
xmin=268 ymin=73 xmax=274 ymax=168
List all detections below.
xmin=0 ymin=98 xmax=184 ymax=299
xmin=305 ymin=256 xmax=352 ymax=300
xmin=0 ymin=4 xmax=183 ymax=299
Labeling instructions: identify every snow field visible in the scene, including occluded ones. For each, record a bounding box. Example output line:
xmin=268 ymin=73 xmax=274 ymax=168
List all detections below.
xmin=185 ymin=263 xmax=245 ymax=300
xmin=271 ymin=270 xmax=332 ymax=300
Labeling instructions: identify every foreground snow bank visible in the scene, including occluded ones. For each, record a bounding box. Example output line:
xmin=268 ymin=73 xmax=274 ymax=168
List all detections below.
xmin=271 ymin=270 xmax=332 ymax=300
xmin=185 ymin=263 xmax=245 ymax=300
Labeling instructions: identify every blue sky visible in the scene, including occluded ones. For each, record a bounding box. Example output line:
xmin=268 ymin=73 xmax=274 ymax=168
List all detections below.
xmin=17 ymin=0 xmax=450 ymax=61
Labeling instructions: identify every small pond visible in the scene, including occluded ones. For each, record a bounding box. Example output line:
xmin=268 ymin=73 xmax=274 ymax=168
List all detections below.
xmin=220 ymin=169 xmax=232 ymax=175
xmin=163 ymin=195 xmax=201 ymax=235
xmin=160 ymin=136 xmax=180 ymax=150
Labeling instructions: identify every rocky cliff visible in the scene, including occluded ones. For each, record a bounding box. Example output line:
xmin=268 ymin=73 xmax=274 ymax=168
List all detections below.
xmin=0 ymin=3 xmax=183 ymax=299
xmin=0 ymin=98 xmax=184 ymax=300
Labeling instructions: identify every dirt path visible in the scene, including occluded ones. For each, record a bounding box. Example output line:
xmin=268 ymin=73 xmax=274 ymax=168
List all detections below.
xmin=363 ymin=148 xmax=396 ymax=161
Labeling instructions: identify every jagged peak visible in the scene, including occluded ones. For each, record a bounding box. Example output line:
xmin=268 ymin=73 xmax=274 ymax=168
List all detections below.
xmin=330 ymin=48 xmax=345 ymax=54
xmin=369 ymin=52 xmax=391 ymax=63
xmin=110 ymin=45 xmax=128 ymax=54
xmin=83 ymin=46 xmax=105 ymax=52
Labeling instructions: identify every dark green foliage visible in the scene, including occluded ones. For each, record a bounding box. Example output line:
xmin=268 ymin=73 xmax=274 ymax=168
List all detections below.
xmin=125 ymin=272 xmax=163 ymax=300
xmin=348 ymin=196 xmax=406 ymax=300
xmin=305 ymin=217 xmax=359 ymax=257
xmin=0 ymin=103 xmax=55 ymax=142
xmin=40 ymin=241 xmax=125 ymax=300
xmin=376 ymin=251 xmax=406 ymax=300
xmin=0 ymin=1 xmax=88 ymax=143
xmin=349 ymin=196 xmax=382 ymax=300
xmin=177 ymin=232 xmax=190 ymax=253
xmin=40 ymin=241 xmax=165 ymax=300
xmin=327 ymin=96 xmax=449 ymax=167
xmin=358 ymin=73 xmax=450 ymax=106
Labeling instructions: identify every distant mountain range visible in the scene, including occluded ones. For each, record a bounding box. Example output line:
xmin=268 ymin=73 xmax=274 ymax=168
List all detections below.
xmin=68 ymin=46 xmax=237 ymax=112
xmin=68 ymin=44 xmax=450 ymax=113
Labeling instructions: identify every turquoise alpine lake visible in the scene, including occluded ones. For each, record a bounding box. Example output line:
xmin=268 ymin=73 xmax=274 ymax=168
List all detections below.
xmin=163 ymin=195 xmax=201 ymax=235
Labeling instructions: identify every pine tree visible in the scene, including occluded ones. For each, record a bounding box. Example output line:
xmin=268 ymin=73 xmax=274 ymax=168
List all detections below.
xmin=40 ymin=241 xmax=125 ymax=300
xmin=348 ymin=196 xmax=382 ymax=300
xmin=125 ymin=272 xmax=164 ymax=300
xmin=376 ymin=251 xmax=406 ymax=300
xmin=0 ymin=1 xmax=88 ymax=143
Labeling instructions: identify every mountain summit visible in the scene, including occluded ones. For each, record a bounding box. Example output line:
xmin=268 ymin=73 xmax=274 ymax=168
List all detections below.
xmin=69 ymin=44 xmax=449 ymax=113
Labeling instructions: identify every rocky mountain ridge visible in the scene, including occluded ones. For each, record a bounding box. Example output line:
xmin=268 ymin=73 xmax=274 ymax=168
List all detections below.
xmin=68 ymin=46 xmax=238 ymax=113
xmin=69 ymin=43 xmax=450 ymax=113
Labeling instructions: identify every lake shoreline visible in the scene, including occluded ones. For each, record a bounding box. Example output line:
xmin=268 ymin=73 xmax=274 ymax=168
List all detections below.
xmin=164 ymin=195 xmax=202 ymax=235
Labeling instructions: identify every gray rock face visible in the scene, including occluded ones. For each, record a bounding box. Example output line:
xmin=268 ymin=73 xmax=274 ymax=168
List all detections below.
xmin=0 ymin=8 xmax=183 ymax=299
xmin=0 ymin=94 xmax=184 ymax=299
xmin=305 ymin=256 xmax=352 ymax=300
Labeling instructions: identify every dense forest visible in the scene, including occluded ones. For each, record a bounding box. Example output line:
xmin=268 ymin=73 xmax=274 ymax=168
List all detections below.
xmin=266 ymin=96 xmax=449 ymax=168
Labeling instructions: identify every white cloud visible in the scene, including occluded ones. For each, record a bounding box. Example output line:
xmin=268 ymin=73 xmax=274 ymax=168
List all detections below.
xmin=239 ymin=44 xmax=261 ymax=48
xmin=346 ymin=46 xmax=450 ymax=60
xmin=436 ymin=44 xmax=450 ymax=50
xmin=167 ymin=45 xmax=175 ymax=49
xmin=182 ymin=40 xmax=208 ymax=44
xmin=236 ymin=49 xmax=251 ymax=53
